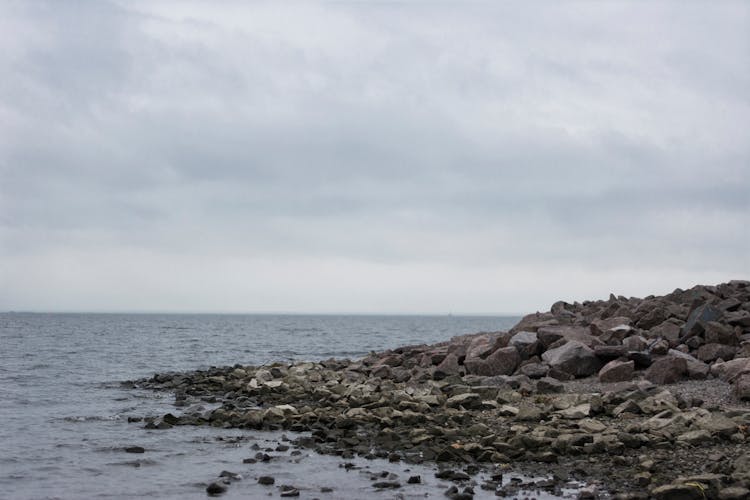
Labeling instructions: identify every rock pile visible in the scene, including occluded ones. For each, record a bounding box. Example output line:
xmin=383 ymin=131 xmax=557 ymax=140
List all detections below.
xmin=129 ymin=280 xmax=750 ymax=497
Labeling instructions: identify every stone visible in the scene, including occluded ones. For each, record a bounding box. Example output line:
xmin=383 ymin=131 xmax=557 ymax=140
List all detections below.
xmin=519 ymin=362 xmax=549 ymax=379
xmin=712 ymin=358 xmax=750 ymax=382
xmin=681 ymin=304 xmax=723 ymax=341
xmin=556 ymin=403 xmax=590 ymax=419
xmin=637 ymin=306 xmax=668 ymax=330
xmin=258 ymin=476 xmax=275 ymax=485
xmin=372 ymin=481 xmax=401 ymax=489
xmin=509 ymin=331 xmax=540 ymax=359
xmin=696 ymin=343 xmax=737 ymax=363
xmin=704 ymin=321 xmax=739 ymax=345
xmin=622 ymin=336 xmax=648 ymax=351
xmin=644 ymin=356 xmax=687 ymax=385
xmin=538 ymin=326 xmax=602 ymax=349
xmin=734 ymin=374 xmax=750 ymax=401
xmin=542 ymin=341 xmax=601 ymax=378
xmin=280 ymin=486 xmax=300 ymax=497
xmin=435 ymin=353 xmax=461 ymax=378
xmin=651 ymin=483 xmax=705 ymax=500
xmin=676 ymin=429 xmax=712 ymax=445
xmin=446 ymin=393 xmax=482 ymax=409
xmin=124 ymin=446 xmax=145 ymax=453
xmin=649 ymin=321 xmax=682 ymax=346
xmin=598 ymin=359 xmax=634 ymax=383
xmin=718 ymin=487 xmax=750 ymax=500
xmin=536 ymin=377 xmax=564 ymax=393
xmin=464 ymin=346 xmax=520 ymax=376
xmin=593 ymin=345 xmax=628 ymax=360
xmin=206 ymin=482 xmax=228 ymax=495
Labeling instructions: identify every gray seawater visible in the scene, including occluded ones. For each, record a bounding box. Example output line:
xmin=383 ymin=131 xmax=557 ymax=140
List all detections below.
xmin=1 ymin=312 xmax=576 ymax=499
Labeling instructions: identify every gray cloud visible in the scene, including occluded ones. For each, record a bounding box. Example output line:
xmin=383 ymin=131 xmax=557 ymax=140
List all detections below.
xmin=1 ymin=0 xmax=748 ymax=313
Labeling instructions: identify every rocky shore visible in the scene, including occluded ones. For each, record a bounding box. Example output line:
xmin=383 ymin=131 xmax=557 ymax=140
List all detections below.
xmin=128 ymin=280 xmax=750 ymax=498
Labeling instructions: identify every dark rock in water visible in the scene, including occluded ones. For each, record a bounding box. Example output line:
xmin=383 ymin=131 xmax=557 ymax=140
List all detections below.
xmin=372 ymin=481 xmax=401 ymax=489
xmin=650 ymin=483 xmax=704 ymax=500
xmin=218 ymin=470 xmax=241 ymax=481
xmin=541 ymin=341 xmax=601 ymax=377
xmin=258 ymin=476 xmax=275 ymax=485
xmin=645 ymin=356 xmax=687 ymax=384
xmin=162 ymin=413 xmax=180 ymax=425
xmin=206 ymin=482 xmax=227 ymax=495
xmin=124 ymin=446 xmax=145 ymax=453
xmin=280 ymin=485 xmax=300 ymax=497
xmin=407 ymin=475 xmax=422 ymax=484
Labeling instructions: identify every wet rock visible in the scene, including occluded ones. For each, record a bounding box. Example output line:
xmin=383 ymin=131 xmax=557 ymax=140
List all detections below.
xmin=651 ymin=483 xmax=708 ymax=500
xmin=645 ymin=356 xmax=687 ymax=385
xmin=258 ymin=476 xmax=275 ymax=485
xmin=407 ymin=475 xmax=421 ymax=484
xmin=542 ymin=341 xmax=601 ymax=378
xmin=206 ymin=482 xmax=228 ymax=495
xmin=124 ymin=446 xmax=145 ymax=453
xmin=280 ymin=485 xmax=300 ymax=497
xmin=372 ymin=481 xmax=401 ymax=489
xmin=598 ymin=359 xmax=634 ymax=383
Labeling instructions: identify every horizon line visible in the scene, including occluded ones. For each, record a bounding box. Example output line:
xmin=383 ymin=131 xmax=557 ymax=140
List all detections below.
xmin=0 ymin=309 xmax=526 ymax=317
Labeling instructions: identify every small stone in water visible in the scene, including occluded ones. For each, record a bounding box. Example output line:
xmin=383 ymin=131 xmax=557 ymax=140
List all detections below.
xmin=206 ymin=482 xmax=227 ymax=495
xmin=407 ymin=475 xmax=421 ymax=484
xmin=258 ymin=476 xmax=275 ymax=485
xmin=124 ymin=446 xmax=145 ymax=453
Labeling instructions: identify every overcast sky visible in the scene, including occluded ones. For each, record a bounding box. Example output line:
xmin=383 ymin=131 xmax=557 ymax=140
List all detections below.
xmin=0 ymin=1 xmax=748 ymax=314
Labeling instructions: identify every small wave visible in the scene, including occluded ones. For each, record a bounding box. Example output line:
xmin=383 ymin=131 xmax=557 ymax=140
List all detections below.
xmin=60 ymin=415 xmax=122 ymax=423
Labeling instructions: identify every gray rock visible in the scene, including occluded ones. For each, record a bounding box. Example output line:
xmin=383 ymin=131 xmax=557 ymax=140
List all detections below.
xmin=464 ymin=346 xmax=520 ymax=376
xmin=644 ymin=356 xmax=687 ymax=385
xmin=509 ymin=331 xmax=540 ymax=359
xmin=651 ymin=483 xmax=704 ymax=500
xmin=718 ymin=487 xmax=750 ymax=500
xmin=681 ymin=304 xmax=723 ymax=341
xmin=519 ymin=362 xmax=549 ymax=379
xmin=598 ymin=359 xmax=634 ymax=383
xmin=696 ymin=343 xmax=737 ymax=363
xmin=536 ymin=377 xmax=564 ymax=393
xmin=622 ymin=336 xmax=648 ymax=351
xmin=704 ymin=321 xmax=739 ymax=346
xmin=537 ymin=326 xmax=602 ymax=349
xmin=541 ymin=341 xmax=601 ymax=378
xmin=734 ymin=374 xmax=750 ymax=401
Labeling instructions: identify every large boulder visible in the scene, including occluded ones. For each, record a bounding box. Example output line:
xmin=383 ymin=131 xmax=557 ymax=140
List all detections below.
xmin=644 ymin=356 xmax=687 ymax=385
xmin=696 ymin=343 xmax=737 ymax=363
xmin=681 ymin=304 xmax=723 ymax=341
xmin=598 ymin=359 xmax=634 ymax=383
xmin=508 ymin=331 xmax=540 ymax=359
xmin=711 ymin=357 xmax=750 ymax=382
xmin=541 ymin=341 xmax=601 ymax=378
xmin=537 ymin=326 xmax=603 ymax=349
xmin=464 ymin=346 xmax=520 ymax=377
xmin=734 ymin=374 xmax=750 ymax=401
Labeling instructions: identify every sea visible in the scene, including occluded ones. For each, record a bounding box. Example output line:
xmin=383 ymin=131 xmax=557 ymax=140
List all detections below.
xmin=0 ymin=312 xmax=581 ymax=499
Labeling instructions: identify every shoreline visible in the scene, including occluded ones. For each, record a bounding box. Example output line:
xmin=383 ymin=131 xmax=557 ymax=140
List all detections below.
xmin=127 ymin=280 xmax=750 ymax=498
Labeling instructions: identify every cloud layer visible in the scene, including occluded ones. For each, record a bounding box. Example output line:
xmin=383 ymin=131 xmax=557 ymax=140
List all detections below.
xmin=1 ymin=1 xmax=748 ymax=313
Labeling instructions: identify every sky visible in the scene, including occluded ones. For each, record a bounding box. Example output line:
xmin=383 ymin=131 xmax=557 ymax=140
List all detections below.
xmin=0 ymin=1 xmax=748 ymax=314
